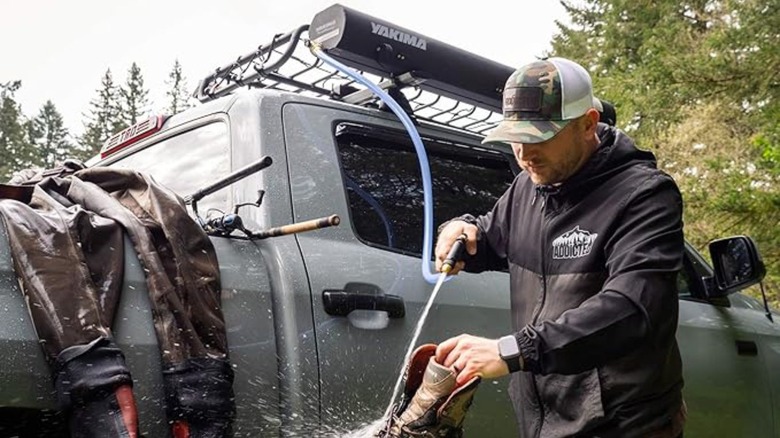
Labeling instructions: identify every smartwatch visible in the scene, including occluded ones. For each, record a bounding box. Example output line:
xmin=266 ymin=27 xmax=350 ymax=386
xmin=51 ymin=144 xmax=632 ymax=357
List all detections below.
xmin=498 ymin=335 xmax=523 ymax=373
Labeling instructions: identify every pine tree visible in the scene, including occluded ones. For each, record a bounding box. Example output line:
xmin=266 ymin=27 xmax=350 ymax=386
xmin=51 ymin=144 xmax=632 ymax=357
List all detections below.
xmin=165 ymin=59 xmax=192 ymax=114
xmin=29 ymin=100 xmax=73 ymax=168
xmin=552 ymin=0 xmax=780 ymax=143
xmin=0 ymin=81 xmax=37 ymax=180
xmin=81 ymin=69 xmax=121 ymax=157
xmin=119 ymin=62 xmax=150 ymax=128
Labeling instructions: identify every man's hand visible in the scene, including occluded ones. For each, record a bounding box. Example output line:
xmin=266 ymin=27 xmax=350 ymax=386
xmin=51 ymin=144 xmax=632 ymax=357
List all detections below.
xmin=435 ymin=221 xmax=478 ymax=275
xmin=435 ymin=334 xmax=509 ymax=386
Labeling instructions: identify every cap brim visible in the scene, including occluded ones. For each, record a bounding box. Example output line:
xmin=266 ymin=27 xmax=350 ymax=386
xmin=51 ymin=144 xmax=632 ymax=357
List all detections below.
xmin=482 ymin=119 xmax=571 ymax=145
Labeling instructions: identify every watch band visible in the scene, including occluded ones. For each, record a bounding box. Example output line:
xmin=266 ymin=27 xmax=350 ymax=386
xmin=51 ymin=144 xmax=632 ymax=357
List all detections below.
xmin=504 ymin=354 xmax=523 ymax=373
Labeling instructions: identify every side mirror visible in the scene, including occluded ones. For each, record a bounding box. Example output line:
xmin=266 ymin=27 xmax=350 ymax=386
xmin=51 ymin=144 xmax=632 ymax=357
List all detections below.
xmin=707 ymin=236 xmax=766 ymax=297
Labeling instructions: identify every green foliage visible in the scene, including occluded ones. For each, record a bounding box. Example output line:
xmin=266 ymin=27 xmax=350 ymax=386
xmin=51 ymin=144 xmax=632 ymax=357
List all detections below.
xmin=553 ymin=0 xmax=780 ymax=305
xmin=165 ymin=59 xmax=192 ymax=115
xmin=555 ymin=0 xmax=780 ymax=144
xmin=3 ymin=61 xmax=181 ymax=172
xmin=0 ymin=81 xmax=38 ymax=180
xmin=80 ymin=69 xmax=122 ymax=158
xmin=118 ymin=62 xmax=150 ymax=128
xmin=751 ymin=105 xmax=780 ymax=177
xmin=80 ymin=63 xmax=151 ymax=159
xmin=755 ymin=136 xmax=780 ymax=171
xmin=29 ymin=100 xmax=75 ymax=168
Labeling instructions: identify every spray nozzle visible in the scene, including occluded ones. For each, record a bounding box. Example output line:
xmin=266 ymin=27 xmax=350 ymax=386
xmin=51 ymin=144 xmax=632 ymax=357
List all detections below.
xmin=441 ymin=234 xmax=468 ymax=274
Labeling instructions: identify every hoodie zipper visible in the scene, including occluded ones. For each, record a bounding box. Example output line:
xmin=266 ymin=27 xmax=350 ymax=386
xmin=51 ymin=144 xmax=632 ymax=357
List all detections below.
xmin=531 ymin=187 xmax=548 ymax=437
xmin=532 ymin=190 xmax=548 ymax=326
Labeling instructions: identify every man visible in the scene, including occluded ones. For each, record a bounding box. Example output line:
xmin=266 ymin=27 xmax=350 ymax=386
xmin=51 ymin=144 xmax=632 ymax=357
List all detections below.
xmin=433 ymin=57 xmax=686 ymax=437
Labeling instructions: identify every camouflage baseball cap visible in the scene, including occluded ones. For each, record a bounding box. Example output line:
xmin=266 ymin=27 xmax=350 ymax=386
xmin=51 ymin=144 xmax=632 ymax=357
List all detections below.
xmin=483 ymin=57 xmax=603 ymax=145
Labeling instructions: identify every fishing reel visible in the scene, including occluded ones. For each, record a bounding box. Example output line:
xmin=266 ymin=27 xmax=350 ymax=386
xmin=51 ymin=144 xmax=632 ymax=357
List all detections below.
xmin=202 ymin=191 xmax=265 ymax=238
xmin=186 ymin=156 xmax=340 ymax=240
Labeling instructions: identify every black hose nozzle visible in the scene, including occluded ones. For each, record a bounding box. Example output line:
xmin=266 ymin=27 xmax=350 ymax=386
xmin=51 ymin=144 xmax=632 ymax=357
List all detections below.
xmin=441 ymin=234 xmax=468 ymax=274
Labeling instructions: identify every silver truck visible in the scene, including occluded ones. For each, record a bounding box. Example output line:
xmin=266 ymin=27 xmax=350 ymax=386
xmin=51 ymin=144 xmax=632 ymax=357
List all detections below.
xmin=1 ymin=4 xmax=778 ymax=437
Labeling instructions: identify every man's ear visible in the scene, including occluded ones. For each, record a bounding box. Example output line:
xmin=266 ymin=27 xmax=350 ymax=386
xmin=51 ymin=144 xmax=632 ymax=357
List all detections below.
xmin=584 ymin=108 xmax=600 ymax=133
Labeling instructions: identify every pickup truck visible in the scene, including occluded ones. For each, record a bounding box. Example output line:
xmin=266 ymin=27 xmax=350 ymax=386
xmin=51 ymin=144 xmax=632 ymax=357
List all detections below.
xmin=1 ymin=4 xmax=778 ymax=437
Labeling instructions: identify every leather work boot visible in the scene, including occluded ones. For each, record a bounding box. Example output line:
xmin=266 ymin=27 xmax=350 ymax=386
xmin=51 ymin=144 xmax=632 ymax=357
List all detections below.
xmin=377 ymin=344 xmax=481 ymax=438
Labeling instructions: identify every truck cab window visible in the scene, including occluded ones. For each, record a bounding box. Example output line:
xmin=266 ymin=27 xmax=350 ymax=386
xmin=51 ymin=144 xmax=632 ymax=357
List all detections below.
xmin=108 ymin=122 xmax=230 ymax=214
xmin=336 ymin=131 xmax=514 ymax=256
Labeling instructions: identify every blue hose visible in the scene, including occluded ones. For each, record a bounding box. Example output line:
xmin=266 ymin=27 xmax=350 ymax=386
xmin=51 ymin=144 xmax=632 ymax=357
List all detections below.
xmin=311 ymin=45 xmax=441 ymax=284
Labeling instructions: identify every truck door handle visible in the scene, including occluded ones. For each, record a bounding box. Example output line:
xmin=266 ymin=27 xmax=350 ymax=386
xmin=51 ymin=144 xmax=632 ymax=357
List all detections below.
xmin=322 ymin=291 xmax=405 ymax=319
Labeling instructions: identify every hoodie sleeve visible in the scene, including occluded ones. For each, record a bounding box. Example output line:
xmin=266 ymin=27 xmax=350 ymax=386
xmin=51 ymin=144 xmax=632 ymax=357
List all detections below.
xmin=518 ymin=173 xmax=684 ymax=375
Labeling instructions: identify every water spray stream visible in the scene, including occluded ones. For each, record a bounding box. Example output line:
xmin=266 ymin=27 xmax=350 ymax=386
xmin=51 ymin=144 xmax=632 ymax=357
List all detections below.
xmin=382 ymin=271 xmax=448 ymax=420
xmin=382 ymin=235 xmax=468 ymax=421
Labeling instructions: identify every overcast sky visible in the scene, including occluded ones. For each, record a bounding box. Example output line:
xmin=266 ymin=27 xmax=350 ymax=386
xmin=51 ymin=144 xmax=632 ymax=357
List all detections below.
xmin=1 ymin=0 xmax=567 ymax=135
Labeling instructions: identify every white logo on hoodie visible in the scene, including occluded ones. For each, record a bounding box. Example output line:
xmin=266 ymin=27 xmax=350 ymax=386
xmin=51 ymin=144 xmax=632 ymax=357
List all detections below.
xmin=552 ymin=226 xmax=598 ymax=260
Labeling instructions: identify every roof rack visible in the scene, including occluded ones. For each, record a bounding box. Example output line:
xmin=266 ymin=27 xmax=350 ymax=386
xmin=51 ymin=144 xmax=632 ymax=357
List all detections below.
xmin=194 ymin=5 xmax=620 ymax=139
xmin=193 ymin=5 xmax=508 ymax=136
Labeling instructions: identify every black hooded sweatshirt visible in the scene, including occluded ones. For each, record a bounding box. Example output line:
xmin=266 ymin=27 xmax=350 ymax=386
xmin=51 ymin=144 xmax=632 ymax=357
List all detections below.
xmin=462 ymin=124 xmax=685 ymax=437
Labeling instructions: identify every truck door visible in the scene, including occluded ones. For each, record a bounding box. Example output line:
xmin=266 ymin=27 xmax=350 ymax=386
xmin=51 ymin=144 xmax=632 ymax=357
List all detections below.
xmin=676 ymin=243 xmax=774 ymax=436
xmin=283 ymin=103 xmax=519 ymax=436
